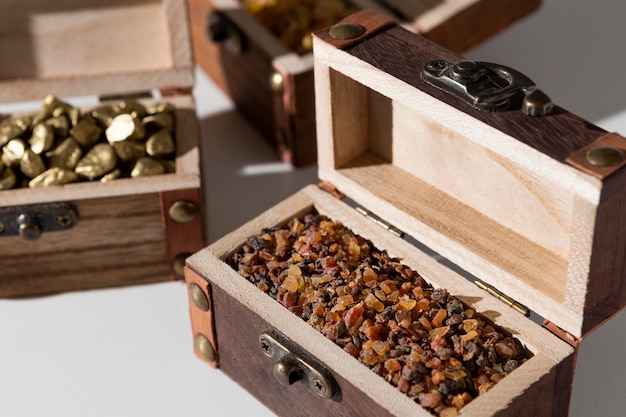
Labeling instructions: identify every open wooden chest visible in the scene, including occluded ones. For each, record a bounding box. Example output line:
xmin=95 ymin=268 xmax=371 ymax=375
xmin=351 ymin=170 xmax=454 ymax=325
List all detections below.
xmin=0 ymin=0 xmax=204 ymax=297
xmin=184 ymin=10 xmax=626 ymax=417
xmin=187 ymin=0 xmax=541 ymax=165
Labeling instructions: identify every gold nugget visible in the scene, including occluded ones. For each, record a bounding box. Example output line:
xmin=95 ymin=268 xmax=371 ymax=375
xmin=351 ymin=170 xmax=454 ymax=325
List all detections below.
xmin=0 ymin=165 xmax=16 ymax=190
xmin=146 ymin=102 xmax=176 ymax=114
xmin=113 ymin=140 xmax=146 ymax=163
xmin=146 ymin=129 xmax=175 ymax=158
xmin=46 ymin=138 xmax=83 ymax=170
xmin=143 ymin=112 xmax=174 ymax=133
xmin=45 ymin=115 xmax=70 ymax=138
xmin=33 ymin=95 xmax=74 ymax=125
xmin=29 ymin=167 xmax=79 ymax=188
xmin=90 ymin=105 xmax=119 ymax=127
xmin=106 ymin=114 xmax=146 ymax=143
xmin=29 ymin=123 xmax=55 ymax=154
xmin=159 ymin=159 xmax=176 ymax=174
xmin=131 ymin=157 xmax=165 ymax=177
xmin=75 ymin=144 xmax=118 ymax=180
xmin=0 ymin=116 xmax=32 ymax=147
xmin=70 ymin=119 xmax=102 ymax=148
xmin=20 ymin=150 xmax=46 ymax=179
xmin=100 ymin=168 xmax=122 ymax=182
xmin=3 ymin=139 xmax=26 ymax=166
xmin=116 ymin=99 xmax=147 ymax=119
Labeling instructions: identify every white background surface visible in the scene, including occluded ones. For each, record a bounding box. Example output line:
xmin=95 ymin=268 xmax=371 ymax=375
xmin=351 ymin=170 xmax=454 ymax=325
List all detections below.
xmin=2 ymin=0 xmax=626 ymax=416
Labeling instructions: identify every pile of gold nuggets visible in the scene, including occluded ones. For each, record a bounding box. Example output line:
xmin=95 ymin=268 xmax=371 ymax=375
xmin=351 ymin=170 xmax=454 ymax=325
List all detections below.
xmin=0 ymin=95 xmax=176 ymax=190
xmin=242 ymin=0 xmax=357 ymax=54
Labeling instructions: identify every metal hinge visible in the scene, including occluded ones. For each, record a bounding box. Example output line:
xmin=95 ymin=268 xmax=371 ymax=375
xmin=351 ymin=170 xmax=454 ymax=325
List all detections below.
xmin=355 ymin=206 xmax=404 ymax=238
xmin=475 ymin=279 xmax=530 ymax=317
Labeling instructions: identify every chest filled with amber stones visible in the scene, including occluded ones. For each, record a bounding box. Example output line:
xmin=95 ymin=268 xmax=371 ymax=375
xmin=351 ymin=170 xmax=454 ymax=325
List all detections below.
xmin=187 ymin=0 xmax=540 ymax=166
xmin=229 ymin=213 xmax=531 ymax=416
xmin=184 ymin=10 xmax=626 ymax=417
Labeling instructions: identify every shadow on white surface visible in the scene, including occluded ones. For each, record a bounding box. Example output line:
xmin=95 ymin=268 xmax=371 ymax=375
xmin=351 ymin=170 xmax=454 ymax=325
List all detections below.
xmin=197 ymin=109 xmax=317 ymax=243
xmin=468 ymin=0 xmax=626 ymax=124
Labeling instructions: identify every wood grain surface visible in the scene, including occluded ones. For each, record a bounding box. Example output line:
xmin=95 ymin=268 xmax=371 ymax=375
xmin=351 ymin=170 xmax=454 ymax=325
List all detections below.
xmin=0 ymin=193 xmax=169 ymax=297
xmin=0 ymin=0 xmax=193 ymax=102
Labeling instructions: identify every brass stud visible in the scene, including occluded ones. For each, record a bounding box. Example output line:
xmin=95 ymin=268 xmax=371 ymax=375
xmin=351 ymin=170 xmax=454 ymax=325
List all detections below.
xmin=168 ymin=200 xmax=199 ymax=224
xmin=269 ymin=72 xmax=284 ymax=95
xmin=189 ymin=283 xmax=210 ymax=312
xmin=586 ymin=145 xmax=625 ymax=167
xmin=195 ymin=334 xmax=216 ymax=362
xmin=329 ymin=23 xmax=366 ymax=40
xmin=172 ymin=252 xmax=191 ymax=276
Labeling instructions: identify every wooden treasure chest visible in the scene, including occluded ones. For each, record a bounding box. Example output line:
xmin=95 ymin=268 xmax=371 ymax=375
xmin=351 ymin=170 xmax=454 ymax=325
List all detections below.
xmin=184 ymin=10 xmax=626 ymax=417
xmin=0 ymin=0 xmax=204 ymax=297
xmin=187 ymin=0 xmax=541 ymax=166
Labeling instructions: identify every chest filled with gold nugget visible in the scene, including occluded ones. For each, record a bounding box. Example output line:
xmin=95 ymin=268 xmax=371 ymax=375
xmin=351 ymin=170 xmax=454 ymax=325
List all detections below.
xmin=0 ymin=0 xmax=203 ymax=297
xmin=184 ymin=10 xmax=626 ymax=417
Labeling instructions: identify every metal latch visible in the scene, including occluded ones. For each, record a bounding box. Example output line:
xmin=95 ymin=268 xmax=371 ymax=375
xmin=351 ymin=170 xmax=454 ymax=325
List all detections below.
xmin=206 ymin=11 xmax=245 ymax=55
xmin=0 ymin=203 xmax=77 ymax=241
xmin=258 ymin=329 xmax=338 ymax=400
xmin=421 ymin=60 xmax=553 ymax=117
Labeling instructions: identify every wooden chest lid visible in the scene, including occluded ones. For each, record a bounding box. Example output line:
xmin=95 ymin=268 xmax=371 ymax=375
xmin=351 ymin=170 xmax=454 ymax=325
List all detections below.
xmin=313 ymin=11 xmax=626 ymax=340
xmin=0 ymin=0 xmax=193 ymax=103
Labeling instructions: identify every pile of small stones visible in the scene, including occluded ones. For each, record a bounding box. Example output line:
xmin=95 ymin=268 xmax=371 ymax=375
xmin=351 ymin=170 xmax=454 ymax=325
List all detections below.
xmin=0 ymin=95 xmax=176 ymax=190
xmin=242 ymin=0 xmax=357 ymax=54
xmin=229 ymin=212 xmax=531 ymax=417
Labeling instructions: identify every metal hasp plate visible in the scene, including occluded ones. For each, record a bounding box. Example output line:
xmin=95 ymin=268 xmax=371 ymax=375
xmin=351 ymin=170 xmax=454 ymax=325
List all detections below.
xmin=0 ymin=202 xmax=77 ymax=241
xmin=206 ymin=11 xmax=245 ymax=55
xmin=259 ymin=329 xmax=339 ymax=400
xmin=421 ymin=60 xmax=553 ymax=117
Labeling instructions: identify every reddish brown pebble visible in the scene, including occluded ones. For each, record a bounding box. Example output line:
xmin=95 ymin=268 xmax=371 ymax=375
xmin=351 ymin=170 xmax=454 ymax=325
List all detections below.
xmin=419 ymin=392 xmax=441 ymax=409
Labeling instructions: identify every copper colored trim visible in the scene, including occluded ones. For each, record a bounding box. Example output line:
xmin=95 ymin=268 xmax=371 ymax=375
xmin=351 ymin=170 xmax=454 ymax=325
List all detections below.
xmin=566 ymin=132 xmax=626 ymax=180
xmin=543 ymin=320 xmax=581 ymax=349
xmin=317 ymin=181 xmax=345 ymax=199
xmin=185 ymin=266 xmax=219 ymax=368
xmin=313 ymin=10 xmax=397 ymax=50
xmin=160 ymin=188 xmax=205 ymax=280
xmin=159 ymin=86 xmax=194 ymax=97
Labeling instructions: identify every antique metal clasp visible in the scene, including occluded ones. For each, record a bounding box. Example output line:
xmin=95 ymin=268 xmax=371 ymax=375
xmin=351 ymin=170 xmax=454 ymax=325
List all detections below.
xmin=259 ymin=329 xmax=338 ymax=400
xmin=206 ymin=11 xmax=245 ymax=55
xmin=0 ymin=202 xmax=77 ymax=241
xmin=421 ymin=59 xmax=553 ymax=117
